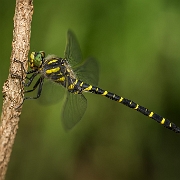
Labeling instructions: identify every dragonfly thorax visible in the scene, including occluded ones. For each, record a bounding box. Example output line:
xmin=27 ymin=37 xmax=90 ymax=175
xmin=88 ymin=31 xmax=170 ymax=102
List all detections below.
xmin=39 ymin=55 xmax=77 ymax=90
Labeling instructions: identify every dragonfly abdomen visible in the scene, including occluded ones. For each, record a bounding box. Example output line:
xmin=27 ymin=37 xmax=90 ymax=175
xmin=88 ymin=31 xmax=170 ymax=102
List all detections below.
xmin=79 ymin=81 xmax=180 ymax=133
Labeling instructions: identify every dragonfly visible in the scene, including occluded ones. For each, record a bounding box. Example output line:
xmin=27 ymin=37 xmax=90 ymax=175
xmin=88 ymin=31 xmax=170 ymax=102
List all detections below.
xmin=16 ymin=29 xmax=180 ymax=132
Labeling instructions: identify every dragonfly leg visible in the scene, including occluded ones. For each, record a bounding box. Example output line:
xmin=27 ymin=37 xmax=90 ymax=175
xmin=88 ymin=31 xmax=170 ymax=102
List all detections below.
xmin=24 ymin=72 xmax=39 ymax=87
xmin=24 ymin=76 xmax=44 ymax=96
xmin=16 ymin=76 xmax=44 ymax=110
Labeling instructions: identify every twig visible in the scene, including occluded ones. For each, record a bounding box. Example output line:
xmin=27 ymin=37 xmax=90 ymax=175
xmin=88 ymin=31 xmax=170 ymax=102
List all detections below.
xmin=0 ymin=0 xmax=33 ymax=179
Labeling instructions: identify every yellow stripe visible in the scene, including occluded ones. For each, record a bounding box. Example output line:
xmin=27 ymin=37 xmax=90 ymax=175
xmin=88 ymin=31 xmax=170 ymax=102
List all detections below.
xmin=47 ymin=59 xmax=58 ymax=64
xmin=68 ymin=84 xmax=74 ymax=90
xmin=160 ymin=118 xmax=165 ymax=124
xmin=169 ymin=123 xmax=171 ymax=127
xmin=59 ymin=76 xmax=65 ymax=82
xmin=74 ymin=79 xmax=78 ymax=85
xmin=149 ymin=112 xmax=154 ymax=117
xmin=119 ymin=97 xmax=123 ymax=102
xmin=96 ymin=88 xmax=98 ymax=91
xmin=80 ymin=82 xmax=83 ymax=86
xmin=84 ymin=85 xmax=92 ymax=91
xmin=134 ymin=104 xmax=139 ymax=110
xmin=30 ymin=52 xmax=35 ymax=60
xmin=57 ymin=72 xmax=62 ymax=76
xmin=46 ymin=67 xmax=60 ymax=74
xmin=68 ymin=79 xmax=78 ymax=90
xmin=102 ymin=91 xmax=108 ymax=96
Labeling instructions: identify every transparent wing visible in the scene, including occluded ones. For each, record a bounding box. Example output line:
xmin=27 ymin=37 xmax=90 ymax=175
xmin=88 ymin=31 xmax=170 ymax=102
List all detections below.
xmin=74 ymin=57 xmax=99 ymax=86
xmin=62 ymin=92 xmax=87 ymax=130
xmin=64 ymin=29 xmax=82 ymax=67
xmin=64 ymin=30 xmax=99 ymax=86
xmin=38 ymin=79 xmax=65 ymax=105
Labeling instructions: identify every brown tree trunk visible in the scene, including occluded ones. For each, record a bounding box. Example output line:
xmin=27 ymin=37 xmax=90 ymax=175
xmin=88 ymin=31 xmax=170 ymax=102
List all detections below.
xmin=0 ymin=0 xmax=33 ymax=179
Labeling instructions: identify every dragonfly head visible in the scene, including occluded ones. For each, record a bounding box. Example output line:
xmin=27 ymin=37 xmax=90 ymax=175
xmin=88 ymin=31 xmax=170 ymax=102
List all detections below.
xmin=29 ymin=51 xmax=45 ymax=70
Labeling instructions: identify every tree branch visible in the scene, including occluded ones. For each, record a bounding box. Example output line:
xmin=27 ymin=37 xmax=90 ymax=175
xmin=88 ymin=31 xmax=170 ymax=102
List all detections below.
xmin=0 ymin=0 xmax=33 ymax=179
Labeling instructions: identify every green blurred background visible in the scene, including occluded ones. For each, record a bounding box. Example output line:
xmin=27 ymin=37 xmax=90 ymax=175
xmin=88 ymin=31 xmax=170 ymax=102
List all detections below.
xmin=1 ymin=0 xmax=180 ymax=179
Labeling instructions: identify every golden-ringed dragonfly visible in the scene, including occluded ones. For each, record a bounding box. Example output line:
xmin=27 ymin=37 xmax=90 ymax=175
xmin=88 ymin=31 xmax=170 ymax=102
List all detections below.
xmin=16 ymin=30 xmax=180 ymax=132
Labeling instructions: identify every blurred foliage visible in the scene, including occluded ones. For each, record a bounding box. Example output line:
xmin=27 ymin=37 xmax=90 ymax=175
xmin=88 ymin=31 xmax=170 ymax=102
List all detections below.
xmin=1 ymin=0 xmax=180 ymax=179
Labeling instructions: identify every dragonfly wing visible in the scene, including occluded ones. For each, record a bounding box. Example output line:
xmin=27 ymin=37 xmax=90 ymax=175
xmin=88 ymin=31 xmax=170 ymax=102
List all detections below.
xmin=65 ymin=30 xmax=99 ymax=86
xmin=64 ymin=29 xmax=82 ymax=67
xmin=74 ymin=57 xmax=99 ymax=86
xmin=62 ymin=92 xmax=87 ymax=130
xmin=38 ymin=79 xmax=65 ymax=105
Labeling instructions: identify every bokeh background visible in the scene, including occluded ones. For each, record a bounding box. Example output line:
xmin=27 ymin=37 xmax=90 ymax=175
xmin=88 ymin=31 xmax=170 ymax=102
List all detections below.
xmin=1 ymin=0 xmax=180 ymax=180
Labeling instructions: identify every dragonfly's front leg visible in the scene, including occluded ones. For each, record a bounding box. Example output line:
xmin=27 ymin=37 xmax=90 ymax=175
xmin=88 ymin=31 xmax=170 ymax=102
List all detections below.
xmin=24 ymin=76 xmax=44 ymax=96
xmin=16 ymin=76 xmax=44 ymax=109
xmin=24 ymin=72 xmax=39 ymax=87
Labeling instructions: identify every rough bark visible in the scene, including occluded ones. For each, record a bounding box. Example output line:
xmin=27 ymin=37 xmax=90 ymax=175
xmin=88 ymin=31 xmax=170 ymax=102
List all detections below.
xmin=0 ymin=0 xmax=33 ymax=179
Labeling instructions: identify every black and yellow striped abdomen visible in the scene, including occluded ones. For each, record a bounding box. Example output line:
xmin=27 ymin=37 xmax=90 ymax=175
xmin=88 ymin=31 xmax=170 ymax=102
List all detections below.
xmin=71 ymin=80 xmax=180 ymax=133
